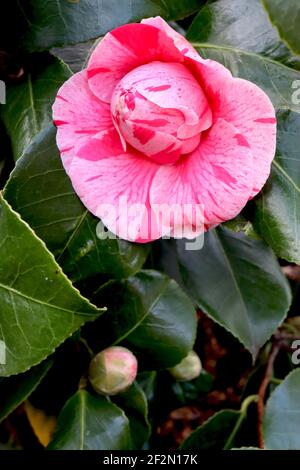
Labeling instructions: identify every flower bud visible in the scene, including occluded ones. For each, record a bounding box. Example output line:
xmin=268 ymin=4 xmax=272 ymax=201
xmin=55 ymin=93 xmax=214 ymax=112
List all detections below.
xmin=169 ymin=351 xmax=202 ymax=382
xmin=88 ymin=346 xmax=138 ymax=396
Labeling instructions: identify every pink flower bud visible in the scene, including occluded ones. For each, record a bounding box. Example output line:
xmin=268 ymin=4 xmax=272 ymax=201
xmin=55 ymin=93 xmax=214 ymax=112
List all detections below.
xmin=88 ymin=346 xmax=138 ymax=395
xmin=169 ymin=351 xmax=202 ymax=382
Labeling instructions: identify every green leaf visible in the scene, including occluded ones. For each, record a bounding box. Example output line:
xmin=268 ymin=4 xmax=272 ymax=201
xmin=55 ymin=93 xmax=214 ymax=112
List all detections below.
xmin=194 ymin=44 xmax=300 ymax=113
xmin=171 ymin=370 xmax=213 ymax=405
xmin=0 ymin=55 xmax=71 ymax=161
xmin=187 ymin=0 xmax=300 ymax=69
xmin=263 ymin=368 xmax=300 ymax=449
xmin=253 ymin=110 xmax=300 ymax=264
xmin=180 ymin=410 xmax=241 ymax=450
xmin=19 ymin=0 xmax=202 ymax=51
xmin=0 ymin=196 xmax=103 ymax=377
xmin=4 ymin=125 xmax=149 ymax=282
xmin=136 ymin=371 xmax=157 ymax=402
xmin=51 ymin=39 xmax=99 ymax=73
xmin=159 ymin=228 xmax=291 ymax=358
xmin=263 ymin=0 xmax=300 ymax=57
xmin=113 ymin=382 xmax=150 ymax=449
xmin=0 ymin=359 xmax=52 ymax=422
xmin=49 ymin=390 xmax=131 ymax=450
xmin=92 ymin=270 xmax=197 ymax=369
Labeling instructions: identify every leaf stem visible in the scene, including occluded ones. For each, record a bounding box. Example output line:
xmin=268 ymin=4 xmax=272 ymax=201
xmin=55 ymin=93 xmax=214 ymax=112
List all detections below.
xmin=223 ymin=394 xmax=258 ymax=450
xmin=79 ymin=337 xmax=94 ymax=358
xmin=269 ymin=377 xmax=282 ymax=385
xmin=257 ymin=344 xmax=280 ymax=448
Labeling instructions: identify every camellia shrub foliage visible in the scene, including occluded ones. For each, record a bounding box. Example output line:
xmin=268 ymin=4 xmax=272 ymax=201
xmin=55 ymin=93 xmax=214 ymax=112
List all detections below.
xmin=0 ymin=0 xmax=299 ymax=451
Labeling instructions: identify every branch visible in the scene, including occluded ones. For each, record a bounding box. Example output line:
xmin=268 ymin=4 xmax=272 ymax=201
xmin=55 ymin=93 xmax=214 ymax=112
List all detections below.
xmin=257 ymin=344 xmax=280 ymax=448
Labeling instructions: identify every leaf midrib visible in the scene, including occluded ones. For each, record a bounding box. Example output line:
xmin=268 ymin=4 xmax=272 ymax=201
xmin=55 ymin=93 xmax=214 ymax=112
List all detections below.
xmin=113 ymin=278 xmax=169 ymax=345
xmin=191 ymin=41 xmax=300 ymax=73
xmin=27 ymin=74 xmax=38 ymax=135
xmin=0 ymin=281 xmax=96 ymax=317
xmin=56 ymin=209 xmax=88 ymax=262
xmin=273 ymin=159 xmax=300 ymax=195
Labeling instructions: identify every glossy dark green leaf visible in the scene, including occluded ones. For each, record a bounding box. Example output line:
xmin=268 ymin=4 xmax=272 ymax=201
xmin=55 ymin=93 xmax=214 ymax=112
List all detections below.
xmin=0 ymin=359 xmax=52 ymax=422
xmin=263 ymin=369 xmax=300 ymax=449
xmin=92 ymin=270 xmax=197 ymax=369
xmin=170 ymin=370 xmax=213 ymax=405
xmin=113 ymin=382 xmax=150 ymax=449
xmin=254 ymin=110 xmax=300 ymax=264
xmin=0 ymin=196 xmax=103 ymax=377
xmin=187 ymin=0 xmax=300 ymax=69
xmin=159 ymin=228 xmax=291 ymax=358
xmin=49 ymin=390 xmax=131 ymax=450
xmin=0 ymin=56 xmax=71 ymax=161
xmin=181 ymin=410 xmax=241 ymax=450
xmin=263 ymin=0 xmax=300 ymax=57
xmin=19 ymin=0 xmax=202 ymax=51
xmin=4 ymin=125 xmax=149 ymax=282
xmin=51 ymin=39 xmax=98 ymax=73
xmin=136 ymin=371 xmax=157 ymax=403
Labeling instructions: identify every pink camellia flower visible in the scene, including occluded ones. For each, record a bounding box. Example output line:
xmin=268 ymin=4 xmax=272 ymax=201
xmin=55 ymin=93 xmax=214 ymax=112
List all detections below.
xmin=53 ymin=17 xmax=276 ymax=243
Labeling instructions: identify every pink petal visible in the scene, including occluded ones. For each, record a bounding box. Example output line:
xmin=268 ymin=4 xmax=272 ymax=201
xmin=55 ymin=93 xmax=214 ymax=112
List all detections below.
xmin=201 ymin=76 xmax=276 ymax=197
xmin=142 ymin=16 xmax=207 ymax=64
xmin=150 ymin=119 xmax=254 ymax=237
xmin=75 ymin=128 xmax=124 ymax=160
xmin=115 ymin=119 xmax=183 ymax=164
xmin=118 ymin=61 xmax=211 ymax=135
xmin=68 ymin=136 xmax=162 ymax=243
xmin=110 ymin=61 xmax=212 ymax=161
xmin=87 ymin=23 xmax=183 ymax=103
xmin=52 ymin=70 xmax=113 ymax=172
xmin=143 ymin=17 xmax=276 ymax=196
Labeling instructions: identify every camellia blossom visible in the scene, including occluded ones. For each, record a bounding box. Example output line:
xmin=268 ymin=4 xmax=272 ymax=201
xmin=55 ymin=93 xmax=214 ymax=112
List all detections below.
xmin=53 ymin=17 xmax=276 ymax=243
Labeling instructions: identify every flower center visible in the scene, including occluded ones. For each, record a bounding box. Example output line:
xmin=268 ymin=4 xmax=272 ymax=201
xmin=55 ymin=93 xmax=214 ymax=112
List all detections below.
xmin=111 ymin=61 xmax=212 ymax=164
